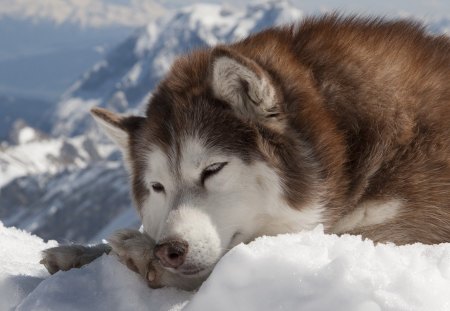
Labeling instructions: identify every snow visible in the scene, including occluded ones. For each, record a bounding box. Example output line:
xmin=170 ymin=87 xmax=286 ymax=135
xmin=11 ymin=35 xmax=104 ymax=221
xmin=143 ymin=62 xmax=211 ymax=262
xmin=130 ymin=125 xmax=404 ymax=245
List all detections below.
xmin=0 ymin=222 xmax=57 ymax=310
xmin=17 ymin=255 xmax=193 ymax=311
xmin=0 ymin=135 xmax=114 ymax=188
xmin=17 ymin=127 xmax=37 ymax=144
xmin=55 ymin=97 xmax=100 ymax=122
xmin=188 ymin=226 xmax=450 ymax=311
xmin=0 ymin=138 xmax=63 ymax=187
xmin=135 ymin=23 xmax=161 ymax=56
xmin=125 ymin=63 xmax=143 ymax=86
xmin=2 ymin=222 xmax=450 ymax=311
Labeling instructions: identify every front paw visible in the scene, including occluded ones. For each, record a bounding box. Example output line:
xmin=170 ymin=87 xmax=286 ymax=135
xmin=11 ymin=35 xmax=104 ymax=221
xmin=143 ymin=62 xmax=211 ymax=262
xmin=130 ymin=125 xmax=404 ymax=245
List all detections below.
xmin=107 ymin=229 xmax=165 ymax=288
xmin=108 ymin=229 xmax=206 ymax=290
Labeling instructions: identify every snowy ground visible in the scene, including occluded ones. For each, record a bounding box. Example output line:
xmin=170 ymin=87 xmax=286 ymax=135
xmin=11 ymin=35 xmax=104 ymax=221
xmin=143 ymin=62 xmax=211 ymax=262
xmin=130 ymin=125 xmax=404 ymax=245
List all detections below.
xmin=1 ymin=222 xmax=450 ymax=311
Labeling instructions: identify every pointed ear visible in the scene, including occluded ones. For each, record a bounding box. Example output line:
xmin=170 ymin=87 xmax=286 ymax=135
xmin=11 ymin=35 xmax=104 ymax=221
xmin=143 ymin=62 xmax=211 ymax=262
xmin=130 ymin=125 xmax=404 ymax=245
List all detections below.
xmin=90 ymin=107 xmax=145 ymax=151
xmin=210 ymin=47 xmax=284 ymax=128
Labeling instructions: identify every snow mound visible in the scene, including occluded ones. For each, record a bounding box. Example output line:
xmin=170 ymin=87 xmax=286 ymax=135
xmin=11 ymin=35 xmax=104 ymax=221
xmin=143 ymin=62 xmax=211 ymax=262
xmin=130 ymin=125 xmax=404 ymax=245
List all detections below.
xmin=0 ymin=222 xmax=57 ymax=310
xmin=188 ymin=226 xmax=450 ymax=311
xmin=2 ymin=223 xmax=450 ymax=310
xmin=17 ymin=255 xmax=193 ymax=311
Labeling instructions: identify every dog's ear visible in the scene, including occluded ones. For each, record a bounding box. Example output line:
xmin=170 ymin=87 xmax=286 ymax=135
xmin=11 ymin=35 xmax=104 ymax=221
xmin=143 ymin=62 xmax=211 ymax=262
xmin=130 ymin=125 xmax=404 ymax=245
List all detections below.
xmin=210 ymin=47 xmax=283 ymax=128
xmin=90 ymin=107 xmax=145 ymax=151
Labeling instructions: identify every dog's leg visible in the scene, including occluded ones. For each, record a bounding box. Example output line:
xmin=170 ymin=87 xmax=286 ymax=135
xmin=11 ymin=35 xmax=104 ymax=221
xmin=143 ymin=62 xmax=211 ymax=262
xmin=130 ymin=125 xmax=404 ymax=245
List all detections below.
xmin=40 ymin=243 xmax=111 ymax=274
xmin=41 ymin=230 xmax=204 ymax=290
xmin=39 ymin=231 xmax=161 ymax=285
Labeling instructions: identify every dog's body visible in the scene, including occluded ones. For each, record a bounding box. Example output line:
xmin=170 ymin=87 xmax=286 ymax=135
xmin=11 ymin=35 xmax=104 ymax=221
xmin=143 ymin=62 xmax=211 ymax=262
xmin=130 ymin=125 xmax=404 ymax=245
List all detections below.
xmin=42 ymin=16 xmax=450 ymax=289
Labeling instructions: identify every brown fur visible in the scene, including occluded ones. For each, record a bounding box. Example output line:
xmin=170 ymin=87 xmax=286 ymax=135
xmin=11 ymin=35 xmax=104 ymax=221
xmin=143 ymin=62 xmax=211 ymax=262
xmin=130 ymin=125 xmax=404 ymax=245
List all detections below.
xmin=111 ymin=15 xmax=449 ymax=245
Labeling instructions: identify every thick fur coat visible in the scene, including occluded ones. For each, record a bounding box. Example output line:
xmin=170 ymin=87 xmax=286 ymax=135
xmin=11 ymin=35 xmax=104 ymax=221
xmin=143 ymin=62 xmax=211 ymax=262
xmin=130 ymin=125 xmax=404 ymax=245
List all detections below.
xmin=42 ymin=16 xmax=450 ymax=289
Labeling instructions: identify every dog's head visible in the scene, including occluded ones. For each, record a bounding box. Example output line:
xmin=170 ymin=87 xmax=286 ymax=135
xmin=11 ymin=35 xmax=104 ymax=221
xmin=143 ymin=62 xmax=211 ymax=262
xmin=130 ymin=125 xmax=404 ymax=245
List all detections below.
xmin=92 ymin=47 xmax=322 ymax=279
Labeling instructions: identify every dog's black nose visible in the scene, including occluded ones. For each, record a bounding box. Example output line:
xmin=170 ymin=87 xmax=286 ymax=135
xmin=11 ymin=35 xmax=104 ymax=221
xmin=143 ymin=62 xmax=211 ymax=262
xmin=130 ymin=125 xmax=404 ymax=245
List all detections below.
xmin=154 ymin=239 xmax=188 ymax=269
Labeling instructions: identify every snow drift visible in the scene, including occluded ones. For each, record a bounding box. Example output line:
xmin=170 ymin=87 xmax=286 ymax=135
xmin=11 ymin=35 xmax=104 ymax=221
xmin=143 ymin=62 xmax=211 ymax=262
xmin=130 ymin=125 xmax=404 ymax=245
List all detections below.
xmin=2 ymin=222 xmax=450 ymax=311
xmin=0 ymin=222 xmax=57 ymax=310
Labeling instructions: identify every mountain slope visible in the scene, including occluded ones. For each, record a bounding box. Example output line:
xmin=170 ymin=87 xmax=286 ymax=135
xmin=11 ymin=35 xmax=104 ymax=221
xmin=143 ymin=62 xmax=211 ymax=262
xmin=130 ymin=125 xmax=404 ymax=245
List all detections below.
xmin=0 ymin=136 xmax=140 ymax=243
xmin=52 ymin=1 xmax=303 ymax=136
xmin=0 ymin=94 xmax=54 ymax=142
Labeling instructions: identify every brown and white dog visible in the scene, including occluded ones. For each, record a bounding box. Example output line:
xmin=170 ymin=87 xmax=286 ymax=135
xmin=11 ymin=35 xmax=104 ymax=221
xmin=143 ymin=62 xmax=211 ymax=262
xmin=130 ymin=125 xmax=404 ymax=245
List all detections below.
xmin=41 ymin=15 xmax=450 ymax=290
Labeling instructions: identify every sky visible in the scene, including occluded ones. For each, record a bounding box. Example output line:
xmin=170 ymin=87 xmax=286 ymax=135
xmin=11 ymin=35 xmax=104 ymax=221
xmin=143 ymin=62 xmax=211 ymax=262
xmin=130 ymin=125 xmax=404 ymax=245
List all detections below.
xmin=0 ymin=0 xmax=449 ymax=25
xmin=171 ymin=0 xmax=450 ymax=20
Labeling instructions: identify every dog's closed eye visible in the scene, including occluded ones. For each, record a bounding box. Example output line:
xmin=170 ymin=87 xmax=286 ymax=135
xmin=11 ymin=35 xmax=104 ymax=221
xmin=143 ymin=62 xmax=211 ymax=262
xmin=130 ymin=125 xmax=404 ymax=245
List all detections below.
xmin=201 ymin=162 xmax=228 ymax=185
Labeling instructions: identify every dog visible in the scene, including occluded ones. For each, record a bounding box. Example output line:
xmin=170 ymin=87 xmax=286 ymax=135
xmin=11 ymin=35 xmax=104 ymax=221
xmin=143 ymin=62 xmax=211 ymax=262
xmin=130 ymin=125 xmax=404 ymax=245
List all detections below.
xmin=41 ymin=15 xmax=450 ymax=290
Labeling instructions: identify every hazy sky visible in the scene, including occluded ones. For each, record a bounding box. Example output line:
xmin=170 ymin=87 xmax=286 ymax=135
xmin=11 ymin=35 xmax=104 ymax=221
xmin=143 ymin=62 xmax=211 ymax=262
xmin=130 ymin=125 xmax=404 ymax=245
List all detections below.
xmin=164 ymin=0 xmax=450 ymax=20
xmin=1 ymin=1 xmax=448 ymax=25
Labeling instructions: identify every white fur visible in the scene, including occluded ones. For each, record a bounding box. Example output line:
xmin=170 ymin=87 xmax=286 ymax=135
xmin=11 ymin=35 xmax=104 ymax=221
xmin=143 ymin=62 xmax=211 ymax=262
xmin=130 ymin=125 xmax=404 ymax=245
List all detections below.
xmin=90 ymin=110 xmax=325 ymax=279
xmin=90 ymin=112 xmax=134 ymax=172
xmin=140 ymin=136 xmax=324 ymax=278
xmin=333 ymin=199 xmax=402 ymax=234
xmin=162 ymin=206 xmax=222 ymax=276
xmin=250 ymin=161 xmax=325 ymax=239
xmin=141 ymin=148 xmax=173 ymax=240
xmin=179 ymin=137 xmax=227 ymax=183
xmin=211 ymin=56 xmax=277 ymax=120
xmin=91 ymin=113 xmax=128 ymax=150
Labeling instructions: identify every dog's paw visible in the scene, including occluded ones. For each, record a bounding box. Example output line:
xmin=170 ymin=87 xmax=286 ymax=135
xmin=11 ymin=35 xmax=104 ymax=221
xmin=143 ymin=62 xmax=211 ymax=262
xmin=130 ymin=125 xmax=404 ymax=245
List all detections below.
xmin=108 ymin=229 xmax=206 ymax=290
xmin=40 ymin=244 xmax=111 ymax=274
xmin=107 ymin=229 xmax=166 ymax=288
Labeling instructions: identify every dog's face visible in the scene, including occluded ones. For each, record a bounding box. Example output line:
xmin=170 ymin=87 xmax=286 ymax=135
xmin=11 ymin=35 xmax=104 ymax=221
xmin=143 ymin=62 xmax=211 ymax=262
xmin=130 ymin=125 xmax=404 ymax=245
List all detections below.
xmin=137 ymin=134 xmax=281 ymax=277
xmin=91 ymin=48 xmax=322 ymax=278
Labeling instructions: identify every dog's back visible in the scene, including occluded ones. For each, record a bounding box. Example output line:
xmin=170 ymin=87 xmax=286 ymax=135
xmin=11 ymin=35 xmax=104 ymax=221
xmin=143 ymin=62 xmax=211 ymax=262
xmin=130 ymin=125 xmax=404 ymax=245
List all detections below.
xmin=220 ymin=16 xmax=450 ymax=244
xmin=41 ymin=16 xmax=450 ymax=286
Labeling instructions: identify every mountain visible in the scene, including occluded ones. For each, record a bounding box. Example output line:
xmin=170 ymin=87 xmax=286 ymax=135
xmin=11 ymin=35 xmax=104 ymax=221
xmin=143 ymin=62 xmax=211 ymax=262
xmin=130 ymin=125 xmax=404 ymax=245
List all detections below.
xmin=0 ymin=0 xmax=166 ymax=28
xmin=0 ymin=94 xmax=54 ymax=142
xmin=0 ymin=16 xmax=138 ymax=104
xmin=0 ymin=134 xmax=140 ymax=243
xmin=52 ymin=1 xmax=303 ymax=137
xmin=0 ymin=13 xmax=143 ymax=142
xmin=0 ymin=0 xmax=166 ymax=136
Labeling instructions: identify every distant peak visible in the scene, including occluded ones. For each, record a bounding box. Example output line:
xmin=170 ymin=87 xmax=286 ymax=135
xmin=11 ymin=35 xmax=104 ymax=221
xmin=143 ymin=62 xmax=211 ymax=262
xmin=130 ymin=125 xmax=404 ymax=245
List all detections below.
xmin=0 ymin=0 xmax=166 ymax=28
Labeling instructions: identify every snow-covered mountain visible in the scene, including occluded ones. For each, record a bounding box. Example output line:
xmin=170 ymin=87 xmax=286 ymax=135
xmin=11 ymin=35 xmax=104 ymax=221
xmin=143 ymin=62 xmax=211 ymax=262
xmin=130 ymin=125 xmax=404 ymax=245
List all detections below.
xmin=0 ymin=0 xmax=166 ymax=28
xmin=52 ymin=1 xmax=303 ymax=137
xmin=0 ymin=18 xmax=132 ymax=100
xmin=0 ymin=95 xmax=53 ymax=142
xmin=0 ymin=132 xmax=140 ymax=243
xmin=0 ymin=1 xmax=165 ymax=133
